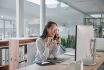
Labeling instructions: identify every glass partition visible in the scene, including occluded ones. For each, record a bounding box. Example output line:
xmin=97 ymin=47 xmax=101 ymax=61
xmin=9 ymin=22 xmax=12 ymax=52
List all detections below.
xmin=84 ymin=14 xmax=104 ymax=38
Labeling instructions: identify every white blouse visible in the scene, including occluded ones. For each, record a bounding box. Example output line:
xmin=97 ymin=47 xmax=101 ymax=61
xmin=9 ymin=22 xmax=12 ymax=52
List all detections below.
xmin=34 ymin=38 xmax=60 ymax=62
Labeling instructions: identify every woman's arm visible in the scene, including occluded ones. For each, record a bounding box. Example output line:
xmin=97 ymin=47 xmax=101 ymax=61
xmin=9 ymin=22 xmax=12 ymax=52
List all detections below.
xmin=36 ymin=38 xmax=49 ymax=61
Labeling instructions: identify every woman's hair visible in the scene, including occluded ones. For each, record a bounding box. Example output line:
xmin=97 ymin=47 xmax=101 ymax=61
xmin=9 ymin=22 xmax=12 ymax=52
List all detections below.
xmin=40 ymin=21 xmax=57 ymax=39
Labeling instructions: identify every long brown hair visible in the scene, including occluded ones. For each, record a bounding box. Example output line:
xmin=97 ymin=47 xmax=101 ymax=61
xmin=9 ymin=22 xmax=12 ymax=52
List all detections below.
xmin=40 ymin=21 xmax=57 ymax=39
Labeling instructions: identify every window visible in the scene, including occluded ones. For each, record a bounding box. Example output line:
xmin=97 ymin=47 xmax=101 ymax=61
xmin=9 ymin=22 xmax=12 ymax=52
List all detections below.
xmin=0 ymin=20 xmax=4 ymax=39
xmin=0 ymin=19 xmax=16 ymax=39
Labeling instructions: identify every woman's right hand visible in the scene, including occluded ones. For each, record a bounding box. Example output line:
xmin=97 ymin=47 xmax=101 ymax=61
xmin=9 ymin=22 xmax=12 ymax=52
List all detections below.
xmin=47 ymin=37 xmax=52 ymax=47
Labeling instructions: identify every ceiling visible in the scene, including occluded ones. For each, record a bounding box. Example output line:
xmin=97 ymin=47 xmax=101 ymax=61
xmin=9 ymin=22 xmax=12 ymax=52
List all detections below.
xmin=0 ymin=0 xmax=104 ymax=16
xmin=59 ymin=0 xmax=104 ymax=14
xmin=0 ymin=0 xmax=104 ymax=26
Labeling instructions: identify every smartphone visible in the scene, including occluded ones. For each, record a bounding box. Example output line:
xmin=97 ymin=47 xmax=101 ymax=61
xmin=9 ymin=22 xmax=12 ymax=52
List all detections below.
xmin=53 ymin=32 xmax=60 ymax=40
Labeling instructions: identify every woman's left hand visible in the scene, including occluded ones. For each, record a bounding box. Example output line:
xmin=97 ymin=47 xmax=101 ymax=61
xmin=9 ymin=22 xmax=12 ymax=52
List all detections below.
xmin=57 ymin=37 xmax=61 ymax=45
xmin=56 ymin=35 xmax=61 ymax=46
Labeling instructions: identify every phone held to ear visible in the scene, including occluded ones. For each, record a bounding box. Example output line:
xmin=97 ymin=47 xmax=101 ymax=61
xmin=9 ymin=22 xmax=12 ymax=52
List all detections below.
xmin=54 ymin=33 xmax=61 ymax=45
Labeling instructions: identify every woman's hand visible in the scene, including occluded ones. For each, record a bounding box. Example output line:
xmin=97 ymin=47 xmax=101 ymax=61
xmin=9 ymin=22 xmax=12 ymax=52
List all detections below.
xmin=56 ymin=33 xmax=61 ymax=46
xmin=47 ymin=37 xmax=52 ymax=48
xmin=56 ymin=37 xmax=61 ymax=46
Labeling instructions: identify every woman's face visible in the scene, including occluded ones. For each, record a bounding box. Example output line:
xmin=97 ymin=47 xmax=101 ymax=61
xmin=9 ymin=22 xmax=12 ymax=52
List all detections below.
xmin=47 ymin=24 xmax=57 ymax=37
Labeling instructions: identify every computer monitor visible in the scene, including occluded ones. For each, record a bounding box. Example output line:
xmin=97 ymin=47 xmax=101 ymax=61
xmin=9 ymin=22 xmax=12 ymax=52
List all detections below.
xmin=75 ymin=25 xmax=96 ymax=65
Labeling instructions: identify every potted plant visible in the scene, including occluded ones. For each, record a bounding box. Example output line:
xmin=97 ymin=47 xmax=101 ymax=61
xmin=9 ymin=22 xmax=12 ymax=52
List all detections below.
xmin=61 ymin=35 xmax=75 ymax=52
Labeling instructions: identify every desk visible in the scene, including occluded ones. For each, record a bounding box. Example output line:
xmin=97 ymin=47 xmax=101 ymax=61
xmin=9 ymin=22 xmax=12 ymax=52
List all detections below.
xmin=84 ymin=52 xmax=104 ymax=70
xmin=18 ymin=52 xmax=104 ymax=70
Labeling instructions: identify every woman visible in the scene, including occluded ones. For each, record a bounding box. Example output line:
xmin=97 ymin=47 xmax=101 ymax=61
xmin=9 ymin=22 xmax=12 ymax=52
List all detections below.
xmin=34 ymin=21 xmax=61 ymax=65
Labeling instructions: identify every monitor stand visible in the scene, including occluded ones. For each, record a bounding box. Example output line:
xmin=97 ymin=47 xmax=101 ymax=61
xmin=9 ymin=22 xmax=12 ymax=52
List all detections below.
xmin=83 ymin=59 xmax=96 ymax=66
xmin=83 ymin=39 xmax=96 ymax=66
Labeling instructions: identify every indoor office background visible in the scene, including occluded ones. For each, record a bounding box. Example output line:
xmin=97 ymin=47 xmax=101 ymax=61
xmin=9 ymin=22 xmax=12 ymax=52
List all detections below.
xmin=0 ymin=0 xmax=103 ymax=68
xmin=0 ymin=0 xmax=87 ymax=39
